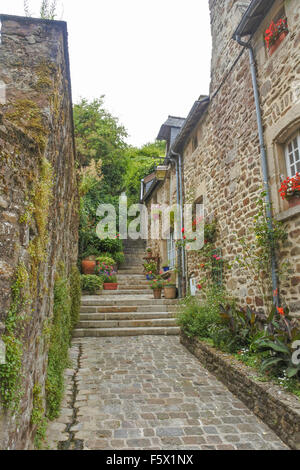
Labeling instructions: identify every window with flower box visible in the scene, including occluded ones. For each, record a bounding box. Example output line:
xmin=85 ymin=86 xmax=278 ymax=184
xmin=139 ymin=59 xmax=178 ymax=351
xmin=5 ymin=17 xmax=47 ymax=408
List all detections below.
xmin=285 ymin=131 xmax=300 ymax=178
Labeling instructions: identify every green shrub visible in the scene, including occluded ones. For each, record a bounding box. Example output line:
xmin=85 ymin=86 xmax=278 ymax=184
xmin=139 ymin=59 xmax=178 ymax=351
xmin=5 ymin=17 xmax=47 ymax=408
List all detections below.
xmin=96 ymin=255 xmax=115 ymax=266
xmin=177 ymin=287 xmax=229 ymax=340
xmin=81 ymin=274 xmax=103 ymax=293
xmin=114 ymin=252 xmax=125 ymax=266
xmin=97 ymin=237 xmax=123 ymax=254
xmin=70 ymin=266 xmax=81 ymax=329
xmin=81 ymin=246 xmax=100 ymax=260
xmin=46 ymin=276 xmax=71 ymax=420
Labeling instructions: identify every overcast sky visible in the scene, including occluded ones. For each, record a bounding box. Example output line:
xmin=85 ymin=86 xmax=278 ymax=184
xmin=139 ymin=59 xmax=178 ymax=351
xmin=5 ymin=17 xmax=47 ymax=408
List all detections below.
xmin=1 ymin=0 xmax=212 ymax=147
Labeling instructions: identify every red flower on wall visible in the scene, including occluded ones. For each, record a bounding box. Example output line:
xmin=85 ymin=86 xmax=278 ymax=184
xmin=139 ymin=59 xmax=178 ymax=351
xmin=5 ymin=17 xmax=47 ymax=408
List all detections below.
xmin=264 ymin=17 xmax=288 ymax=49
xmin=278 ymin=173 xmax=300 ymax=200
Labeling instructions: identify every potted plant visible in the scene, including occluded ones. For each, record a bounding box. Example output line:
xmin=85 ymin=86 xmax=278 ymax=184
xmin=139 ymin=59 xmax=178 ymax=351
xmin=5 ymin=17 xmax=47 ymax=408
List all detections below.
xmin=164 ymin=282 xmax=177 ymax=299
xmin=265 ymin=17 xmax=288 ymax=56
xmin=279 ymin=173 xmax=300 ymax=208
xmin=146 ymin=247 xmax=153 ymax=259
xmin=162 ymin=262 xmax=170 ymax=272
xmin=143 ymin=261 xmax=157 ymax=280
xmin=81 ymin=275 xmax=103 ymax=295
xmin=103 ymin=272 xmax=118 ymax=290
xmin=149 ymin=277 xmax=164 ymax=299
xmin=96 ymin=255 xmax=118 ymax=272
xmin=81 ymin=247 xmax=99 ymax=275
xmin=114 ymin=252 xmax=125 ymax=268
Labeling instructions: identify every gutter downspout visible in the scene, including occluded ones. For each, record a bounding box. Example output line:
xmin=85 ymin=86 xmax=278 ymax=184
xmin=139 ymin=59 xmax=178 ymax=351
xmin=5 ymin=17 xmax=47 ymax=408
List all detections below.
xmin=234 ymin=35 xmax=279 ymax=306
xmin=171 ymin=150 xmax=186 ymax=298
xmin=140 ymin=179 xmax=144 ymax=203
xmin=168 ymin=155 xmax=182 ymax=298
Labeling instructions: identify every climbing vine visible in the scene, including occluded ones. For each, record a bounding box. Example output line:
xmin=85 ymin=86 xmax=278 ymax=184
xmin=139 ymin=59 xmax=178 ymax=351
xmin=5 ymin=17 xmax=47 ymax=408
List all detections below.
xmin=46 ymin=268 xmax=73 ymax=420
xmin=0 ymin=264 xmax=29 ymax=411
xmin=31 ymin=383 xmax=47 ymax=449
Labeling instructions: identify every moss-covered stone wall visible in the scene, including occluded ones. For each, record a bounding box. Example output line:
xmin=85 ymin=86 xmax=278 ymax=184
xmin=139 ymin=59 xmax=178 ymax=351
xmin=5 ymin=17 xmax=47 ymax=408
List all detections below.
xmin=0 ymin=15 xmax=79 ymax=449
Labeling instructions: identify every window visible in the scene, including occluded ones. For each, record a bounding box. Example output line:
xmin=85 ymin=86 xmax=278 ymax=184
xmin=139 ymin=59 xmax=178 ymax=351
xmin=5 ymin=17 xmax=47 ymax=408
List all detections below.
xmin=285 ymin=131 xmax=300 ymax=177
xmin=192 ymin=134 xmax=198 ymax=152
xmin=167 ymin=231 xmax=176 ymax=269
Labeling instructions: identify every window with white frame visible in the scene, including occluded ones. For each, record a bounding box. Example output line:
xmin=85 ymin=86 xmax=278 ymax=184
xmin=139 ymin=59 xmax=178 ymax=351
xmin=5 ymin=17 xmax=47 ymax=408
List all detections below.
xmin=285 ymin=131 xmax=300 ymax=177
xmin=167 ymin=231 xmax=176 ymax=269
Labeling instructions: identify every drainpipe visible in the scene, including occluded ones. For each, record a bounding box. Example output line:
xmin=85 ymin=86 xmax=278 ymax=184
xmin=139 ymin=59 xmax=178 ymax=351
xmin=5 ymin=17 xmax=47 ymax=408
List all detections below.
xmin=234 ymin=35 xmax=279 ymax=306
xmin=171 ymin=150 xmax=186 ymax=297
xmin=168 ymin=155 xmax=182 ymax=298
xmin=140 ymin=179 xmax=144 ymax=203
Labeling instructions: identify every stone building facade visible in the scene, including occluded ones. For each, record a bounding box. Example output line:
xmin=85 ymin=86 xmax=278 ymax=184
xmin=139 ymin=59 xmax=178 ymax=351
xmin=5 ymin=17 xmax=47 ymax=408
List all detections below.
xmin=143 ymin=0 xmax=300 ymax=316
xmin=0 ymin=16 xmax=78 ymax=449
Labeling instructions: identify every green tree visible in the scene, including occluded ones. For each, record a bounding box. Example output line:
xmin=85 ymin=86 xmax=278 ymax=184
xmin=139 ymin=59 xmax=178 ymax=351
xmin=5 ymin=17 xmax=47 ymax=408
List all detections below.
xmin=124 ymin=141 xmax=165 ymax=205
xmin=74 ymin=97 xmax=128 ymax=201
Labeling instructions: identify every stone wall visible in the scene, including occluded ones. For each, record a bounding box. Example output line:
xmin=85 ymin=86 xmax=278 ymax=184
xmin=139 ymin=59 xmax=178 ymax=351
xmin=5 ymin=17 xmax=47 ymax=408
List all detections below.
xmin=182 ymin=0 xmax=300 ymax=315
xmin=183 ymin=0 xmax=264 ymax=309
xmin=253 ymin=0 xmax=300 ymax=315
xmin=181 ymin=332 xmax=300 ymax=450
xmin=0 ymin=15 xmax=78 ymax=449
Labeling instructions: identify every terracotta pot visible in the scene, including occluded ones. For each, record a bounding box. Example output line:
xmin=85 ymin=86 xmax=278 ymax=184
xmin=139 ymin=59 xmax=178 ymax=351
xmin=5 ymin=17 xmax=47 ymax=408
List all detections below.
xmin=82 ymin=259 xmax=96 ymax=275
xmin=153 ymin=288 xmax=162 ymax=299
xmin=269 ymin=31 xmax=288 ymax=56
xmin=164 ymin=286 xmax=177 ymax=299
xmin=103 ymin=283 xmax=118 ymax=290
xmin=288 ymin=195 xmax=300 ymax=208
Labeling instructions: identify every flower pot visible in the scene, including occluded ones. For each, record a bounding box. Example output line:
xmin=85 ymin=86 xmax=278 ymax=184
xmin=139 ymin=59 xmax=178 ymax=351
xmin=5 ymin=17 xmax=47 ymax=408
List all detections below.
xmin=113 ymin=264 xmax=118 ymax=273
xmin=269 ymin=31 xmax=288 ymax=56
xmin=164 ymin=286 xmax=177 ymax=299
xmin=163 ymin=266 xmax=170 ymax=272
xmin=153 ymin=288 xmax=162 ymax=299
xmin=288 ymin=195 xmax=300 ymax=208
xmin=81 ymin=259 xmax=96 ymax=275
xmin=103 ymin=283 xmax=118 ymax=290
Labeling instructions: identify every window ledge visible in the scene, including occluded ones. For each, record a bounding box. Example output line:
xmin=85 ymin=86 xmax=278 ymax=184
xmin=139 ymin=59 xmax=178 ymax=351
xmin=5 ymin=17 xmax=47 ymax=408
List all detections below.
xmin=276 ymin=205 xmax=300 ymax=222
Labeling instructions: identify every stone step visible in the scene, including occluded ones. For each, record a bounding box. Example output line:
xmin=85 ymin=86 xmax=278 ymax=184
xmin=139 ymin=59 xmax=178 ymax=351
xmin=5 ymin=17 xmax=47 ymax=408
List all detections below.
xmin=77 ymin=318 xmax=178 ymax=329
xmin=73 ymin=326 xmax=180 ymax=337
xmin=80 ymin=305 xmax=178 ymax=314
xmin=117 ymin=270 xmax=144 ymax=275
xmin=118 ymin=281 xmax=149 ymax=291
xmin=99 ymin=289 xmax=151 ymax=295
xmin=79 ymin=312 xmax=176 ymax=320
xmin=81 ymin=297 xmax=178 ymax=307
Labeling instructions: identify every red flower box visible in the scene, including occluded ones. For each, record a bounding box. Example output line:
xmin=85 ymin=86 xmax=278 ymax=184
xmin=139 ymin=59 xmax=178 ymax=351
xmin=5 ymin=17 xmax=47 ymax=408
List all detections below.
xmin=265 ymin=17 xmax=288 ymax=55
xmin=279 ymin=173 xmax=300 ymax=207
xmin=103 ymin=283 xmax=118 ymax=290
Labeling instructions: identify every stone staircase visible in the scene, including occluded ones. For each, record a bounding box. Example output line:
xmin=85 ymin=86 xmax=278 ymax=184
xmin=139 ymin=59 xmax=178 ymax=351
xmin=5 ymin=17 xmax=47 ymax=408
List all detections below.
xmin=74 ymin=239 xmax=180 ymax=337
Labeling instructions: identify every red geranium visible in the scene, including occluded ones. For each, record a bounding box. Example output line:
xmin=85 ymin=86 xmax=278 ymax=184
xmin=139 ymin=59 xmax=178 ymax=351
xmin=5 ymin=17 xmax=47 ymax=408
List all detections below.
xmin=279 ymin=173 xmax=300 ymax=200
xmin=265 ymin=17 xmax=288 ymax=49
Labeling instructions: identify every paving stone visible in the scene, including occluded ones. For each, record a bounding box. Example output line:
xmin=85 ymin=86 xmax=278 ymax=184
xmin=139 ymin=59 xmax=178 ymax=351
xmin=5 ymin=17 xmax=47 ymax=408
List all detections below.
xmin=46 ymin=336 xmax=289 ymax=450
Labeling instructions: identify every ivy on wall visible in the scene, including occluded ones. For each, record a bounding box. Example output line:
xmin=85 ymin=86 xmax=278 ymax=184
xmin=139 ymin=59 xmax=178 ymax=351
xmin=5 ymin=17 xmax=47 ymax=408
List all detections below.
xmin=0 ymin=264 xmax=29 ymax=410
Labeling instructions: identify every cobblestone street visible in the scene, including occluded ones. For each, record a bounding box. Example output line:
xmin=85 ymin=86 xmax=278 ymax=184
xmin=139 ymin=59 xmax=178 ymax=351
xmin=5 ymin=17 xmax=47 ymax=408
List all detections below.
xmin=46 ymin=336 xmax=289 ymax=450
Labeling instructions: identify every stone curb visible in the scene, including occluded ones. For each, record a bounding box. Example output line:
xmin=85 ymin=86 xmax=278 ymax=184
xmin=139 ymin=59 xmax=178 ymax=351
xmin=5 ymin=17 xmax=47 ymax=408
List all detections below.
xmin=180 ymin=331 xmax=300 ymax=450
